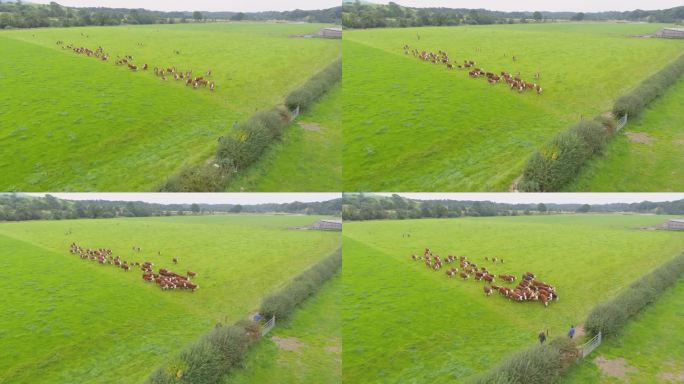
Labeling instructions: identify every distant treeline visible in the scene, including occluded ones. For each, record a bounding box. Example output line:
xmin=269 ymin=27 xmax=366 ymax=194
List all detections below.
xmin=0 ymin=1 xmax=341 ymax=29
xmin=0 ymin=194 xmax=342 ymax=221
xmin=342 ymin=1 xmax=684 ymax=28
xmin=342 ymin=193 xmax=684 ymax=221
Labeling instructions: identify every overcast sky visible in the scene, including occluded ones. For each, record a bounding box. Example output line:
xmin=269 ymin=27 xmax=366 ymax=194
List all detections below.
xmin=28 ymin=0 xmax=339 ymax=12
xmin=23 ymin=193 xmax=341 ymax=205
xmin=375 ymin=193 xmax=684 ymax=205
xmin=375 ymin=0 xmax=682 ymax=12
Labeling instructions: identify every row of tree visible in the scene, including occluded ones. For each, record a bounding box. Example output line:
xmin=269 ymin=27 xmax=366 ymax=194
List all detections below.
xmin=0 ymin=1 xmax=340 ymax=29
xmin=341 ymin=1 xmax=684 ymax=29
xmin=0 ymin=194 xmax=341 ymax=222
xmin=342 ymin=193 xmax=684 ymax=221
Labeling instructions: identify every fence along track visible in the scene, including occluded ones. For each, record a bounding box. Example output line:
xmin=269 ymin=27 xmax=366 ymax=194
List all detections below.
xmin=579 ymin=331 xmax=602 ymax=358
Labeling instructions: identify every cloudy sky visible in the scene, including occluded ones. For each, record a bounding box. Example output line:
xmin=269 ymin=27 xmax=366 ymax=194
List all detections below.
xmin=29 ymin=0 xmax=339 ymax=12
xmin=375 ymin=193 xmax=684 ymax=205
xmin=375 ymin=0 xmax=682 ymax=12
xmin=24 ymin=193 xmax=341 ymax=205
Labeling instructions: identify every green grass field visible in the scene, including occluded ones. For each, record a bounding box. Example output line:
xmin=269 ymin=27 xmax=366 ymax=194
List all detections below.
xmin=0 ymin=23 xmax=340 ymax=191
xmin=226 ymin=84 xmax=342 ymax=191
xmin=562 ymin=278 xmax=684 ymax=383
xmin=0 ymin=215 xmax=340 ymax=384
xmin=225 ymin=275 xmax=341 ymax=384
xmin=566 ymin=77 xmax=684 ymax=192
xmin=342 ymin=23 xmax=684 ymax=191
xmin=342 ymin=215 xmax=684 ymax=383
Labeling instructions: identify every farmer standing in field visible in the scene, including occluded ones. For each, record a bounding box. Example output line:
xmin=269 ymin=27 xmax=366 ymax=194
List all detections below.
xmin=538 ymin=330 xmax=546 ymax=345
xmin=568 ymin=325 xmax=576 ymax=339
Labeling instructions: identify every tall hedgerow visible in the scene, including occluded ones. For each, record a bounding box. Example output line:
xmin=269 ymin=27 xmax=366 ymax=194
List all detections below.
xmin=613 ymin=53 xmax=684 ymax=119
xmin=285 ymin=58 xmax=342 ymax=111
xmin=260 ymin=247 xmax=341 ymax=320
xmin=520 ymin=119 xmax=608 ymax=192
xmin=471 ymin=338 xmax=578 ymax=384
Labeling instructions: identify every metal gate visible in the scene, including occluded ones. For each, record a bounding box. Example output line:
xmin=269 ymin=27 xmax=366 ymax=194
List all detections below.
xmin=261 ymin=315 xmax=276 ymax=336
xmin=616 ymin=114 xmax=628 ymax=132
xmin=579 ymin=331 xmax=602 ymax=358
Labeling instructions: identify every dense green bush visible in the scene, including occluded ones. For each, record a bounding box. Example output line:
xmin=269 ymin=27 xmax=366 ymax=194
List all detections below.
xmin=285 ymin=58 xmax=342 ymax=111
xmin=472 ymin=337 xmax=577 ymax=384
xmin=148 ymin=322 xmax=257 ymax=384
xmin=613 ymin=53 xmax=684 ymax=118
xmin=260 ymin=247 xmax=342 ymax=320
xmin=584 ymin=252 xmax=684 ymax=338
xmin=158 ymin=164 xmax=227 ymax=192
xmin=594 ymin=114 xmax=617 ymax=134
xmin=520 ymin=120 xmax=607 ymax=192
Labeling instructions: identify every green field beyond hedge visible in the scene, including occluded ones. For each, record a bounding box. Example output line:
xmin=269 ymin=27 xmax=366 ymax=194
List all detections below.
xmin=0 ymin=23 xmax=340 ymax=191
xmin=342 ymin=23 xmax=684 ymax=191
xmin=342 ymin=215 xmax=684 ymax=383
xmin=0 ymin=215 xmax=340 ymax=384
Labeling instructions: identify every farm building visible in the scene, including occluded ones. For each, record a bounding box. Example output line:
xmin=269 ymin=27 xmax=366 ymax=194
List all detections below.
xmin=318 ymin=27 xmax=342 ymax=39
xmin=655 ymin=28 xmax=684 ymax=39
xmin=311 ymin=219 xmax=342 ymax=231
xmin=663 ymin=218 xmax=684 ymax=230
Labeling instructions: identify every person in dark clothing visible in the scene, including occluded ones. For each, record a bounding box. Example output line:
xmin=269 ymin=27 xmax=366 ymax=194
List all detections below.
xmin=568 ymin=325 xmax=576 ymax=339
xmin=538 ymin=330 xmax=546 ymax=344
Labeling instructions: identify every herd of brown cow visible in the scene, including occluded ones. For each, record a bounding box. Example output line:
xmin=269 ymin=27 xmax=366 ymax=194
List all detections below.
xmin=411 ymin=248 xmax=558 ymax=307
xmin=403 ymin=45 xmax=543 ymax=94
xmin=57 ymin=40 xmax=215 ymax=92
xmin=69 ymin=243 xmax=199 ymax=292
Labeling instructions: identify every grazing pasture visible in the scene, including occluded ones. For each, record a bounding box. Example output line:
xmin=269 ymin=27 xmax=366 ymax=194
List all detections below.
xmin=226 ymin=276 xmax=341 ymax=384
xmin=342 ymin=23 xmax=684 ymax=191
xmin=342 ymin=215 xmax=684 ymax=383
xmin=0 ymin=215 xmax=340 ymax=384
xmin=562 ymin=279 xmax=684 ymax=383
xmin=0 ymin=23 xmax=340 ymax=191
xmin=567 ymin=77 xmax=684 ymax=192
xmin=227 ymin=84 xmax=342 ymax=191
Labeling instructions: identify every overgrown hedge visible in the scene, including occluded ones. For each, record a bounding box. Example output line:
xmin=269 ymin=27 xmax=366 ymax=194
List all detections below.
xmin=519 ymin=118 xmax=610 ymax=192
xmin=584 ymin=251 xmax=684 ymax=338
xmin=471 ymin=337 xmax=578 ymax=384
xmin=147 ymin=322 xmax=258 ymax=384
xmin=613 ymin=53 xmax=684 ymax=119
xmin=520 ymin=53 xmax=684 ymax=192
xmin=147 ymin=246 xmax=341 ymax=383
xmin=285 ymin=58 xmax=342 ymax=111
xmin=260 ymin=246 xmax=342 ymax=320
xmin=159 ymin=58 xmax=341 ymax=192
